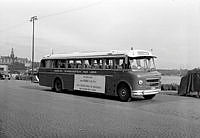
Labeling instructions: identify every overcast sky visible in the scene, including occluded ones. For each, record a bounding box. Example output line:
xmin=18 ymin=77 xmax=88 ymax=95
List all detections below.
xmin=0 ymin=0 xmax=199 ymax=69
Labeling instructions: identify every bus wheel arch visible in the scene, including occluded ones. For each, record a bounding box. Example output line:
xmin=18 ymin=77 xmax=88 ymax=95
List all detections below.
xmin=117 ymin=81 xmax=131 ymax=102
xmin=53 ymin=77 xmax=63 ymax=92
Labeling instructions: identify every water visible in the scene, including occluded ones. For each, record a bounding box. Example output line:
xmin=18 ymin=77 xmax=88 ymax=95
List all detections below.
xmin=161 ymin=75 xmax=181 ymax=85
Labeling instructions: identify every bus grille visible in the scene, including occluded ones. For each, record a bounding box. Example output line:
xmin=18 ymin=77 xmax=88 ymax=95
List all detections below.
xmin=146 ymin=78 xmax=160 ymax=87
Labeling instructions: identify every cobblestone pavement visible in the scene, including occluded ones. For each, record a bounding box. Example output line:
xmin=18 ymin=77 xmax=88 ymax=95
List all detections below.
xmin=0 ymin=80 xmax=200 ymax=137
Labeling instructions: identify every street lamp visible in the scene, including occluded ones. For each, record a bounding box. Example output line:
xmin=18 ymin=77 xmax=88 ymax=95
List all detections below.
xmin=30 ymin=16 xmax=37 ymax=81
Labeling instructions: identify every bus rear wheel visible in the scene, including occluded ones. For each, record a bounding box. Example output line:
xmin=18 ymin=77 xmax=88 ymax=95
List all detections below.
xmin=117 ymin=84 xmax=131 ymax=102
xmin=143 ymin=94 xmax=156 ymax=99
xmin=54 ymin=78 xmax=62 ymax=92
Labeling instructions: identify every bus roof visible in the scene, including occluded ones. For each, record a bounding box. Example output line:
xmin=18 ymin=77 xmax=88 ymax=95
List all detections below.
xmin=42 ymin=49 xmax=156 ymax=60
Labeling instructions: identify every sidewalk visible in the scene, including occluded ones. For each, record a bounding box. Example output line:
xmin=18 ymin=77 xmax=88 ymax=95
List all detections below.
xmin=160 ymin=91 xmax=200 ymax=99
xmin=159 ymin=90 xmax=178 ymax=96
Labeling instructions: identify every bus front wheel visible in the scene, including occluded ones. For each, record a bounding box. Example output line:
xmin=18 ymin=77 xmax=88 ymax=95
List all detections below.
xmin=143 ymin=94 xmax=156 ymax=99
xmin=117 ymin=84 xmax=131 ymax=102
xmin=54 ymin=78 xmax=62 ymax=92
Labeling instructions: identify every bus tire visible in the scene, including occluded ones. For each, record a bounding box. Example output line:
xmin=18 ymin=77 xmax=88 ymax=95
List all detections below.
xmin=54 ymin=78 xmax=62 ymax=92
xmin=117 ymin=84 xmax=131 ymax=102
xmin=143 ymin=94 xmax=156 ymax=99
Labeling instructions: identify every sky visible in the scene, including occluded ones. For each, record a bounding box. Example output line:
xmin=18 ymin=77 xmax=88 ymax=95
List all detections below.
xmin=0 ymin=0 xmax=199 ymax=69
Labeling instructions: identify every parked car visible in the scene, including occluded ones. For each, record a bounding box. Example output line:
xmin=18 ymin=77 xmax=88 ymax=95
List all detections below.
xmin=0 ymin=73 xmax=3 ymax=80
xmin=0 ymin=73 xmax=11 ymax=80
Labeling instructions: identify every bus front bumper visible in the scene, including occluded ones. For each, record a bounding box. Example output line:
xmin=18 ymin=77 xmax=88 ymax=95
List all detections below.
xmin=131 ymin=89 xmax=161 ymax=97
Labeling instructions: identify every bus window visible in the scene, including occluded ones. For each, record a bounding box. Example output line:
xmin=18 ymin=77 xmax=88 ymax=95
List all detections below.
xmin=68 ymin=60 xmax=74 ymax=68
xmin=109 ymin=59 xmax=113 ymax=69
xmin=40 ymin=60 xmax=45 ymax=68
xmin=98 ymin=59 xmax=103 ymax=69
xmin=115 ymin=58 xmax=123 ymax=69
xmin=119 ymin=59 xmax=128 ymax=69
xmin=75 ymin=60 xmax=82 ymax=68
xmin=57 ymin=60 xmax=61 ymax=68
xmin=105 ymin=59 xmax=109 ymax=69
xmin=59 ymin=60 xmax=66 ymax=68
xmin=54 ymin=60 xmax=59 ymax=68
xmin=129 ymin=58 xmax=156 ymax=70
xmin=83 ymin=59 xmax=89 ymax=68
xmin=129 ymin=59 xmax=138 ymax=69
xmin=104 ymin=59 xmax=114 ymax=69
xmin=45 ymin=60 xmax=52 ymax=68
xmin=66 ymin=60 xmax=69 ymax=68
xmin=93 ymin=59 xmax=101 ymax=69
xmin=88 ymin=59 xmax=92 ymax=68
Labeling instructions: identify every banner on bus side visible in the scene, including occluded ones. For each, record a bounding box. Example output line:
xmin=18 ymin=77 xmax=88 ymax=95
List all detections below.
xmin=74 ymin=74 xmax=105 ymax=93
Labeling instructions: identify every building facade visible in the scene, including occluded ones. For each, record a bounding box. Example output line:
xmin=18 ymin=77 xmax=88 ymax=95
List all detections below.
xmin=0 ymin=48 xmax=31 ymax=66
xmin=0 ymin=48 xmax=33 ymax=73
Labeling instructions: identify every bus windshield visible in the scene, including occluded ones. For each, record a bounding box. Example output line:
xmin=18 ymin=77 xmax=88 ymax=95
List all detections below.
xmin=129 ymin=57 xmax=156 ymax=70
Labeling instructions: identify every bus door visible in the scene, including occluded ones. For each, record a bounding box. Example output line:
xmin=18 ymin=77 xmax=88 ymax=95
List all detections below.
xmin=104 ymin=59 xmax=116 ymax=95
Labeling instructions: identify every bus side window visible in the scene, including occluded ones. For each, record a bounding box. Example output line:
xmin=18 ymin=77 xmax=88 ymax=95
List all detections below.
xmin=57 ymin=60 xmax=61 ymax=68
xmin=118 ymin=59 xmax=125 ymax=69
xmin=107 ymin=59 xmax=114 ymax=69
xmin=75 ymin=60 xmax=82 ymax=68
xmin=121 ymin=62 xmax=127 ymax=69
xmin=59 ymin=60 xmax=66 ymax=68
xmin=77 ymin=64 xmax=82 ymax=68
xmin=93 ymin=59 xmax=100 ymax=69
xmin=88 ymin=59 xmax=92 ymax=69
xmin=105 ymin=59 xmax=109 ymax=69
xmin=68 ymin=64 xmax=71 ymax=68
xmin=90 ymin=59 xmax=95 ymax=69
xmin=40 ymin=60 xmax=45 ymax=68
xmin=82 ymin=59 xmax=87 ymax=69
xmin=45 ymin=60 xmax=52 ymax=68
xmin=53 ymin=60 xmax=58 ymax=68
xmin=82 ymin=59 xmax=86 ymax=69
xmin=66 ymin=60 xmax=69 ymax=68
xmin=69 ymin=60 xmax=74 ymax=68
xmin=115 ymin=59 xmax=122 ymax=69
xmin=99 ymin=59 xmax=103 ymax=69
xmin=102 ymin=59 xmax=106 ymax=69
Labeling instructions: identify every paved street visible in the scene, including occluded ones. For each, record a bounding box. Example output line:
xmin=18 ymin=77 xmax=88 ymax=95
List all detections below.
xmin=0 ymin=80 xmax=200 ymax=137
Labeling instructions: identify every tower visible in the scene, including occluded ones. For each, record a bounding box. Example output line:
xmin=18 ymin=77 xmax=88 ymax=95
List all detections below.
xmin=10 ymin=48 xmax=15 ymax=73
xmin=10 ymin=48 xmax=14 ymax=59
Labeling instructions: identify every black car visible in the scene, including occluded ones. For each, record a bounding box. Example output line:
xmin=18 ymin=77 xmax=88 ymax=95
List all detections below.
xmin=0 ymin=73 xmax=4 ymax=80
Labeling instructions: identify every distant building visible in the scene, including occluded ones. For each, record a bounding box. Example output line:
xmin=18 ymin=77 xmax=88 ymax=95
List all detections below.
xmin=0 ymin=48 xmax=32 ymax=73
xmin=0 ymin=48 xmax=31 ymax=66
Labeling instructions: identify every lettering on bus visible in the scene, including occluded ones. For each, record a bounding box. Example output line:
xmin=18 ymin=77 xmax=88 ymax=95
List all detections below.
xmin=74 ymin=74 xmax=105 ymax=93
xmin=53 ymin=69 xmax=97 ymax=74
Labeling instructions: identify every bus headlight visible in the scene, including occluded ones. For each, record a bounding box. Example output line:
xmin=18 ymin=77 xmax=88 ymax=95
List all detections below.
xmin=138 ymin=80 xmax=143 ymax=85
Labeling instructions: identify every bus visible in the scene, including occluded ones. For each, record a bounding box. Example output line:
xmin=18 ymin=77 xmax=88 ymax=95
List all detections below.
xmin=38 ymin=49 xmax=161 ymax=101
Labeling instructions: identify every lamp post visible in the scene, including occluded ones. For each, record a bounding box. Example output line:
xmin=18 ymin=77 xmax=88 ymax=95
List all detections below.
xmin=30 ymin=16 xmax=37 ymax=81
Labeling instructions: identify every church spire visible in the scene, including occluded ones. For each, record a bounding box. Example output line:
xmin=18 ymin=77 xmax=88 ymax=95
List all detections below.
xmin=10 ymin=48 xmax=14 ymax=58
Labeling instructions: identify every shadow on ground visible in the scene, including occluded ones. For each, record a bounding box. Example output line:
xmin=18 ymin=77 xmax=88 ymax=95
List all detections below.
xmin=21 ymin=84 xmax=149 ymax=102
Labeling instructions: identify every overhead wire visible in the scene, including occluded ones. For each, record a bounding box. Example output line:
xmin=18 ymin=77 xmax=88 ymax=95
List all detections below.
xmin=0 ymin=0 xmax=106 ymax=60
xmin=0 ymin=0 xmax=105 ymax=33
xmin=0 ymin=21 xmax=28 ymax=33
xmin=39 ymin=0 xmax=105 ymax=20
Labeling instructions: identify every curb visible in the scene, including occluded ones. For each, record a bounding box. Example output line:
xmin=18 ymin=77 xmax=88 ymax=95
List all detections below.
xmin=159 ymin=91 xmax=178 ymax=95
